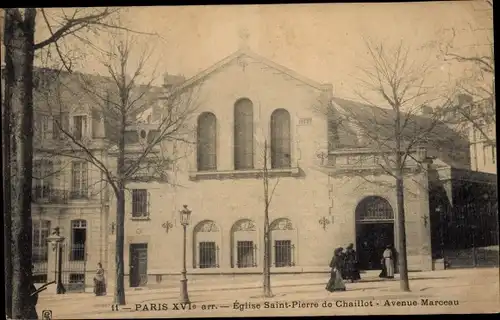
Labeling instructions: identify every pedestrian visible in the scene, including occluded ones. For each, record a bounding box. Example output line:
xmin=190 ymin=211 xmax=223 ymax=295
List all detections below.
xmin=344 ymin=243 xmax=361 ymax=282
xmin=93 ymin=262 xmax=107 ymax=296
xmin=28 ymin=264 xmax=39 ymax=320
xmin=382 ymin=245 xmax=395 ymax=279
xmin=325 ymin=247 xmax=346 ymax=292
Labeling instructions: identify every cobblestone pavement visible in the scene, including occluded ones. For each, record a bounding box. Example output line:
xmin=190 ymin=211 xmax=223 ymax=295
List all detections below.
xmin=37 ymin=268 xmax=499 ymax=319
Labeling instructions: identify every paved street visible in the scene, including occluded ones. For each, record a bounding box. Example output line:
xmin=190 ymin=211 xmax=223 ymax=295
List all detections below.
xmin=37 ymin=268 xmax=499 ymax=319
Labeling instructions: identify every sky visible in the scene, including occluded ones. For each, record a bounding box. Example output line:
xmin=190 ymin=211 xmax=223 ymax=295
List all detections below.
xmin=1 ymin=2 xmax=494 ymax=105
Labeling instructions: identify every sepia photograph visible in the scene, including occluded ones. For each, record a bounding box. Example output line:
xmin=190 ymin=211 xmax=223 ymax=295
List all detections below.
xmin=1 ymin=1 xmax=498 ymax=319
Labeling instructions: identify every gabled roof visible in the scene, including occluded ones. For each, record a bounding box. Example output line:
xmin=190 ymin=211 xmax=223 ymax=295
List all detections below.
xmin=165 ymin=46 xmax=332 ymax=96
xmin=329 ymin=97 xmax=471 ymax=168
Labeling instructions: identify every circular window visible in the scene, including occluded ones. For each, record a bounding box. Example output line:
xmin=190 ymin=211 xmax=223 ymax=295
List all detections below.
xmin=140 ymin=130 xmax=147 ymax=139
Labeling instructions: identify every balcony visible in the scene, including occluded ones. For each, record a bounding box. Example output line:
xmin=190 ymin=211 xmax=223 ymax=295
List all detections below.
xmin=32 ymin=186 xmax=70 ymax=204
xmin=69 ymin=190 xmax=90 ymax=200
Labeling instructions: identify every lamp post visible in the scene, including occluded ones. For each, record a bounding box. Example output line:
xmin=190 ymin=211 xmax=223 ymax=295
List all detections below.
xmin=179 ymin=205 xmax=192 ymax=304
xmin=47 ymin=227 xmax=66 ymax=294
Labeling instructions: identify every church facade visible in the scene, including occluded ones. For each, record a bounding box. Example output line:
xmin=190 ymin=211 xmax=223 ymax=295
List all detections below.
xmin=106 ymin=47 xmax=479 ymax=288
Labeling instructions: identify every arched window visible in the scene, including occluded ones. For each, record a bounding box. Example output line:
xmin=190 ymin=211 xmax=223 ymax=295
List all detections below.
xmin=234 ymin=99 xmax=254 ymax=170
xmin=193 ymin=220 xmax=221 ymax=269
xmin=270 ymin=109 xmax=291 ymax=169
xmin=270 ymin=218 xmax=297 ymax=267
xmin=355 ymin=196 xmax=394 ymax=222
xmin=230 ymin=219 xmax=258 ymax=268
xmin=70 ymin=219 xmax=87 ymax=261
xmin=197 ymin=112 xmax=217 ymax=171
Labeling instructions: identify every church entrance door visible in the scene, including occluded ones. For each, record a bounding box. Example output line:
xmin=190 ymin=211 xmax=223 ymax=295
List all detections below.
xmin=355 ymin=196 xmax=395 ymax=270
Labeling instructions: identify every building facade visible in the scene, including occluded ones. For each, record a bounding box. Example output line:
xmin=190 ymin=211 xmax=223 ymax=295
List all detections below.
xmin=106 ymin=47 xmax=485 ymax=289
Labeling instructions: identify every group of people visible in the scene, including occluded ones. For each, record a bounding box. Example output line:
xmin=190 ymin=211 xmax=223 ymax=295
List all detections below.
xmin=325 ymin=243 xmax=361 ymax=292
xmin=326 ymin=243 xmax=397 ymax=292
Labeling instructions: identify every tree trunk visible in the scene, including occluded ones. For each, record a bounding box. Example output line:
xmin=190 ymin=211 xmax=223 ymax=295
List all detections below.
xmin=2 ymin=21 xmax=13 ymax=316
xmin=4 ymin=8 xmax=37 ymax=319
xmin=262 ymin=140 xmax=273 ymax=298
xmin=263 ymin=209 xmax=272 ymax=297
xmin=114 ymin=186 xmax=126 ymax=305
xmin=396 ymin=172 xmax=410 ymax=292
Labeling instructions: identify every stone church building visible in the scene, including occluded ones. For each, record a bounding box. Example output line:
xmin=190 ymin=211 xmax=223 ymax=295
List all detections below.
xmin=105 ymin=47 xmax=496 ymax=289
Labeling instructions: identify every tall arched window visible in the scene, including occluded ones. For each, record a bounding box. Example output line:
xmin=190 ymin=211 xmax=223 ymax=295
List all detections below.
xmin=197 ymin=112 xmax=217 ymax=171
xmin=270 ymin=109 xmax=291 ymax=169
xmin=234 ymin=98 xmax=254 ymax=170
xmin=193 ymin=220 xmax=221 ymax=269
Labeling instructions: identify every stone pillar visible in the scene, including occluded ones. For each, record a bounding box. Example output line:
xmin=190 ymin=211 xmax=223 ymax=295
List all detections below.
xmin=46 ymin=244 xmax=57 ymax=294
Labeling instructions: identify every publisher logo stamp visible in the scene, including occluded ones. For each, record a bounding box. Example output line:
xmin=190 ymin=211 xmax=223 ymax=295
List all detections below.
xmin=41 ymin=310 xmax=52 ymax=320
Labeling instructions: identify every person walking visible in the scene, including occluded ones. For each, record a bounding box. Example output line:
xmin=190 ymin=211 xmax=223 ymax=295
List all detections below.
xmin=325 ymin=247 xmax=346 ymax=292
xmin=93 ymin=263 xmax=107 ymax=296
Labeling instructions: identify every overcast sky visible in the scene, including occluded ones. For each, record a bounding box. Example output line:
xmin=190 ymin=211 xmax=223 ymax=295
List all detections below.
xmin=2 ymin=2 xmax=493 ymax=106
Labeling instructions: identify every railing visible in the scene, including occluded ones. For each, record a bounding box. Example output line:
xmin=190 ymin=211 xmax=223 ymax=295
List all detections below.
xmin=325 ymin=149 xmax=422 ymax=170
xmin=197 ymin=242 xmax=219 ymax=269
xmin=236 ymin=242 xmax=257 ymax=268
xmin=69 ymin=189 xmax=89 ymax=200
xmin=274 ymin=241 xmax=295 ymax=267
xmin=32 ymin=186 xmax=70 ymax=204
xmin=68 ymin=244 xmax=87 ymax=261
xmin=32 ymin=247 xmax=48 ymax=263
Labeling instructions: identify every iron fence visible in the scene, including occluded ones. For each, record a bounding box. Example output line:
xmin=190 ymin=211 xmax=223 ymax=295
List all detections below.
xmin=236 ymin=241 xmax=257 ymax=268
xmin=61 ymin=243 xmax=87 ymax=292
xmin=442 ymin=201 xmax=499 ymax=269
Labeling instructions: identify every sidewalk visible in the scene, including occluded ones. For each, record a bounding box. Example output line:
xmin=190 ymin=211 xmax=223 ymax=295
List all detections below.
xmin=37 ymin=267 xmax=499 ymax=319
xmin=39 ymin=267 xmax=498 ymax=301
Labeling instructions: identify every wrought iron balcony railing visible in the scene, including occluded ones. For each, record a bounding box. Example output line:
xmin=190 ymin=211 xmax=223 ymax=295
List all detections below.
xmin=32 ymin=186 xmax=70 ymax=204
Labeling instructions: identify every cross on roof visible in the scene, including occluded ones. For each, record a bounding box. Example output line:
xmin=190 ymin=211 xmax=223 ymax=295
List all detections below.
xmin=238 ymin=28 xmax=250 ymax=49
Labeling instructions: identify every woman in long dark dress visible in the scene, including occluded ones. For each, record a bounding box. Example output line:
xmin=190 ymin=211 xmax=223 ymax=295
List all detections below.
xmin=93 ymin=263 xmax=106 ymax=296
xmin=344 ymin=243 xmax=361 ymax=282
xmin=326 ymin=247 xmax=346 ymax=292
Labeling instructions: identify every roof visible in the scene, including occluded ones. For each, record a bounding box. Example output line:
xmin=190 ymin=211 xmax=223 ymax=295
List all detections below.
xmin=32 ymin=67 xmax=164 ymax=145
xmin=164 ymin=47 xmax=332 ymax=97
xmin=330 ymin=97 xmax=471 ymax=168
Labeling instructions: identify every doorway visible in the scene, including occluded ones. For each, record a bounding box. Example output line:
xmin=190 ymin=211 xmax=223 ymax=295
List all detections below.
xmin=356 ymin=223 xmax=394 ymax=270
xmin=129 ymin=243 xmax=148 ymax=287
xmin=355 ymin=196 xmax=395 ymax=270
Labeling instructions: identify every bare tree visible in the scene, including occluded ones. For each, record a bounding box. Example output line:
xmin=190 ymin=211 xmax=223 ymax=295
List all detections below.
xmin=2 ymin=8 xmax=151 ymax=318
xmin=434 ymin=0 xmax=494 ymax=145
xmin=261 ymin=140 xmax=281 ymax=298
xmin=320 ymin=39 xmax=460 ymax=292
xmin=42 ymin=34 xmax=197 ymax=305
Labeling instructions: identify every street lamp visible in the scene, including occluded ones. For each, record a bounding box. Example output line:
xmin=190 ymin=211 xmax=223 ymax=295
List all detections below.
xmin=46 ymin=227 xmax=66 ymax=294
xmin=179 ymin=205 xmax=192 ymax=304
